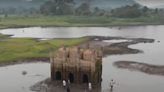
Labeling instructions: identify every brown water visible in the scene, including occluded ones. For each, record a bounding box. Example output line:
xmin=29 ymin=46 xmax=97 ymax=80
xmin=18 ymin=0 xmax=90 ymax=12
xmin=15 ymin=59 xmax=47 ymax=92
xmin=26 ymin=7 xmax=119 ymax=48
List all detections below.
xmin=1 ymin=25 xmax=164 ymax=92
xmin=0 ymin=63 xmax=50 ymax=92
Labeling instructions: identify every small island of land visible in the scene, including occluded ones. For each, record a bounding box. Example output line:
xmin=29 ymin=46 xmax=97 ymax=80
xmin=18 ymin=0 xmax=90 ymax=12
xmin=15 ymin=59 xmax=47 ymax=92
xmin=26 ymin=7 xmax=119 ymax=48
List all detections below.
xmin=114 ymin=61 xmax=164 ymax=76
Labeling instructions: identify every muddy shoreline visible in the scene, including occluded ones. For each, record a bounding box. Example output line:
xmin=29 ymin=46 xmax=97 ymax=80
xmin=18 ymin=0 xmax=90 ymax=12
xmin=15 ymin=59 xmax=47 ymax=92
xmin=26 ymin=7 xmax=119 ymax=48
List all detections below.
xmin=0 ymin=35 xmax=13 ymax=39
xmin=80 ymin=36 xmax=154 ymax=56
xmin=30 ymin=78 xmax=101 ymax=92
xmin=0 ymin=23 xmax=164 ymax=30
xmin=0 ymin=36 xmax=154 ymax=67
xmin=114 ymin=61 xmax=164 ymax=76
xmin=0 ymin=57 xmax=49 ymax=67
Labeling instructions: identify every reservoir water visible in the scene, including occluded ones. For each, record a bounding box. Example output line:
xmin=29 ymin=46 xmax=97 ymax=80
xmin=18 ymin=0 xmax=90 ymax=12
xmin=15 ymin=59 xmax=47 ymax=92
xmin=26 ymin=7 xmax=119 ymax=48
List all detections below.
xmin=0 ymin=25 xmax=164 ymax=92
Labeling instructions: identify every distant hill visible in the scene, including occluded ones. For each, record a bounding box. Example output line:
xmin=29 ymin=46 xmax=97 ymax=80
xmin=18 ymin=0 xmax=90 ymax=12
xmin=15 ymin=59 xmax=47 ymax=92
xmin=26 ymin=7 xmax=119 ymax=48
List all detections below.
xmin=151 ymin=5 xmax=164 ymax=9
xmin=0 ymin=0 xmax=139 ymax=9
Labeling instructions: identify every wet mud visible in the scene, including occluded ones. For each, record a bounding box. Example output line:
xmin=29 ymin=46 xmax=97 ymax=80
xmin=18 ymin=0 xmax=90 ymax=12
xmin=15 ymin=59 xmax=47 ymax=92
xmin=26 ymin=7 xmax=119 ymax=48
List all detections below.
xmin=0 ymin=57 xmax=49 ymax=67
xmin=79 ymin=36 xmax=154 ymax=56
xmin=30 ymin=78 xmax=101 ymax=92
xmin=114 ymin=61 xmax=164 ymax=76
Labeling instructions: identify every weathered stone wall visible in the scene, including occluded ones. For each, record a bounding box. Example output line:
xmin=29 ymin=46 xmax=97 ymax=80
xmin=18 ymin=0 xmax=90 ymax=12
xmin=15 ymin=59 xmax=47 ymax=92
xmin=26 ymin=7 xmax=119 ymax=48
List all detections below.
xmin=50 ymin=43 xmax=103 ymax=85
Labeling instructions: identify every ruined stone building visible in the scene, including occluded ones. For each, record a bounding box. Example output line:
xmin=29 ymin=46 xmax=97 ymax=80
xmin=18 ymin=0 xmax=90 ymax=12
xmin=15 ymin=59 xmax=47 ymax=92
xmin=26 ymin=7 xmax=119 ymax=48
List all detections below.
xmin=50 ymin=43 xmax=103 ymax=85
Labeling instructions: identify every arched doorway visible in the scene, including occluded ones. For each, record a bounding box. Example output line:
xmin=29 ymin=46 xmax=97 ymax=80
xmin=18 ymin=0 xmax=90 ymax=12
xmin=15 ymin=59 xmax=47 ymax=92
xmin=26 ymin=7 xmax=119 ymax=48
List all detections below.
xmin=56 ymin=71 xmax=61 ymax=80
xmin=83 ymin=74 xmax=88 ymax=83
xmin=69 ymin=73 xmax=74 ymax=83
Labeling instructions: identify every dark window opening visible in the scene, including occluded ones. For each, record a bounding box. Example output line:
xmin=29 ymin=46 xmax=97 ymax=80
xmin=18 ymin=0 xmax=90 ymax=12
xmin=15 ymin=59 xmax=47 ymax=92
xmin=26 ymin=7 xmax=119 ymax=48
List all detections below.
xmin=69 ymin=73 xmax=74 ymax=83
xmin=56 ymin=71 xmax=61 ymax=80
xmin=83 ymin=74 xmax=88 ymax=83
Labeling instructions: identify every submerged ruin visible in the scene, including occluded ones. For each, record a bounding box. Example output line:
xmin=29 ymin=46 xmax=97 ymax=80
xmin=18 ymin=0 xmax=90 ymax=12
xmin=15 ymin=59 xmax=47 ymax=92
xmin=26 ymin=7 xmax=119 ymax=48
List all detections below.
xmin=50 ymin=43 xmax=103 ymax=85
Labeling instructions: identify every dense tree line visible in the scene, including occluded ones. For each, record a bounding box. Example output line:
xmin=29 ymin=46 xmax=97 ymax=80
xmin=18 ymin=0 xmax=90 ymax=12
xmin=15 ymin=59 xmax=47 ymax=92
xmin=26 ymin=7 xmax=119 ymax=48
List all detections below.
xmin=112 ymin=4 xmax=143 ymax=18
xmin=40 ymin=0 xmax=75 ymax=15
xmin=0 ymin=0 xmax=163 ymax=19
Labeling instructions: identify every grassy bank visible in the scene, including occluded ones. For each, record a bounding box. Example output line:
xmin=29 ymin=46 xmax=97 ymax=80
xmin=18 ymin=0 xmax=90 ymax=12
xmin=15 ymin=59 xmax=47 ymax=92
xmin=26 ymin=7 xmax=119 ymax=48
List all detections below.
xmin=0 ymin=34 xmax=6 ymax=37
xmin=0 ymin=37 xmax=88 ymax=62
xmin=0 ymin=15 xmax=161 ymax=29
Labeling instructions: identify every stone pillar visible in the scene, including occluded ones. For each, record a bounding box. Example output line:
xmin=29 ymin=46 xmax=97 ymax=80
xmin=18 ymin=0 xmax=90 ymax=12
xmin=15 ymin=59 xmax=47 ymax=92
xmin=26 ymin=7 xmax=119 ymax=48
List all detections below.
xmin=73 ymin=43 xmax=77 ymax=48
xmin=85 ymin=43 xmax=89 ymax=49
xmin=62 ymin=45 xmax=66 ymax=80
xmin=76 ymin=47 xmax=81 ymax=84
xmin=90 ymin=61 xmax=96 ymax=85
xmin=98 ymin=46 xmax=103 ymax=57
xmin=50 ymin=46 xmax=54 ymax=80
xmin=91 ymin=50 xmax=96 ymax=62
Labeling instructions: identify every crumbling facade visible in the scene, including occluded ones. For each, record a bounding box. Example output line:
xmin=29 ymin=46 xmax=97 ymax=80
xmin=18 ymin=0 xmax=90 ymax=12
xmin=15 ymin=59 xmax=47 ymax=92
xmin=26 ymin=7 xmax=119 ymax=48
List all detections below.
xmin=50 ymin=43 xmax=103 ymax=85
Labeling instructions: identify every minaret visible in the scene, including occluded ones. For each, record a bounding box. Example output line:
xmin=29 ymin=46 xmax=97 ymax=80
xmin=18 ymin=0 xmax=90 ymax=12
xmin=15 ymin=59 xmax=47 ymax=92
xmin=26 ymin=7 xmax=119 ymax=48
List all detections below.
xmin=62 ymin=44 xmax=66 ymax=62
xmin=50 ymin=46 xmax=54 ymax=80
xmin=86 ymin=43 xmax=89 ymax=49
xmin=98 ymin=46 xmax=103 ymax=58
xmin=91 ymin=50 xmax=96 ymax=85
xmin=62 ymin=44 xmax=66 ymax=80
xmin=76 ymin=46 xmax=81 ymax=84
xmin=73 ymin=43 xmax=77 ymax=48
xmin=91 ymin=50 xmax=96 ymax=62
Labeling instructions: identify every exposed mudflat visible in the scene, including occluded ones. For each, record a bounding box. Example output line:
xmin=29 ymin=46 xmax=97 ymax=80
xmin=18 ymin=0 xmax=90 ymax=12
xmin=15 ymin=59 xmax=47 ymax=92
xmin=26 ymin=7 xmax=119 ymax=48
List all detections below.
xmin=79 ymin=36 xmax=154 ymax=56
xmin=0 ymin=57 xmax=49 ymax=67
xmin=30 ymin=78 xmax=101 ymax=92
xmin=0 ymin=35 xmax=13 ymax=39
xmin=114 ymin=61 xmax=164 ymax=76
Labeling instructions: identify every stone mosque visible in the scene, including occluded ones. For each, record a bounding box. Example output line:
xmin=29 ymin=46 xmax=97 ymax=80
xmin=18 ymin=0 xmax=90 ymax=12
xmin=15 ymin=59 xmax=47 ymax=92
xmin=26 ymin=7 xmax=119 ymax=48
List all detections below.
xmin=50 ymin=43 xmax=103 ymax=85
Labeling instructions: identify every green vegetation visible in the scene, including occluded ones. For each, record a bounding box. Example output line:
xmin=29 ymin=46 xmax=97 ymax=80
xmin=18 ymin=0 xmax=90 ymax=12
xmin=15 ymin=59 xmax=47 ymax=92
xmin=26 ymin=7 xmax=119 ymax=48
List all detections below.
xmin=0 ymin=0 xmax=163 ymax=29
xmin=0 ymin=0 xmax=164 ymax=29
xmin=0 ymin=15 xmax=163 ymax=29
xmin=0 ymin=34 xmax=6 ymax=37
xmin=0 ymin=37 xmax=88 ymax=62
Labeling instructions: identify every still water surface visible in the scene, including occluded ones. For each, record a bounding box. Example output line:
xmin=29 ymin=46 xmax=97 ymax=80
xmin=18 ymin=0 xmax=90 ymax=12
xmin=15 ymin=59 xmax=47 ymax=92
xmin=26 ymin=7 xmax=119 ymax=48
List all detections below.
xmin=0 ymin=25 xmax=164 ymax=92
xmin=0 ymin=63 xmax=49 ymax=92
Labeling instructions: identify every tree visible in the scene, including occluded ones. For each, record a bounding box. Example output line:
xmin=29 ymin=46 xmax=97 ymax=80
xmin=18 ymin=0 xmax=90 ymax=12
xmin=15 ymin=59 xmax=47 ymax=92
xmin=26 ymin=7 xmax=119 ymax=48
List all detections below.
xmin=142 ymin=6 xmax=148 ymax=13
xmin=29 ymin=7 xmax=36 ymax=14
xmin=78 ymin=3 xmax=89 ymax=11
xmin=40 ymin=0 xmax=75 ymax=15
xmin=155 ymin=8 xmax=158 ymax=14
xmin=94 ymin=7 xmax=99 ymax=12
xmin=132 ymin=4 xmax=140 ymax=9
xmin=111 ymin=9 xmax=114 ymax=14
xmin=75 ymin=3 xmax=91 ymax=16
xmin=113 ymin=4 xmax=142 ymax=18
